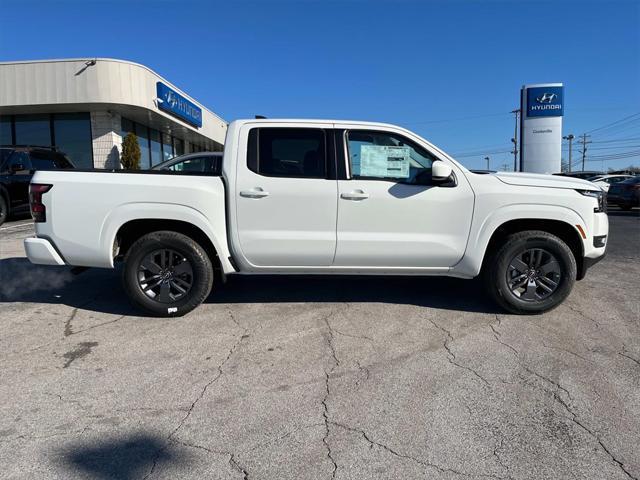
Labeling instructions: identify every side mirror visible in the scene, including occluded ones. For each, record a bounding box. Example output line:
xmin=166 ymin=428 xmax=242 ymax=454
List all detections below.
xmin=10 ymin=163 xmax=25 ymax=174
xmin=432 ymin=161 xmax=454 ymax=183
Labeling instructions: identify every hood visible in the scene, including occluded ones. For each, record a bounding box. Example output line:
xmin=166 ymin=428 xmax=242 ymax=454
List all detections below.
xmin=493 ymin=172 xmax=598 ymax=191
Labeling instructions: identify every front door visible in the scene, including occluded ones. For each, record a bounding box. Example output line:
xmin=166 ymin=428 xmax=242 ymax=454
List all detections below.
xmin=235 ymin=124 xmax=338 ymax=267
xmin=334 ymin=128 xmax=474 ymax=269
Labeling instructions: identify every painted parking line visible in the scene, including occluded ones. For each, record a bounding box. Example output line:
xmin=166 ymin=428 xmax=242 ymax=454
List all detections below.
xmin=0 ymin=221 xmax=34 ymax=231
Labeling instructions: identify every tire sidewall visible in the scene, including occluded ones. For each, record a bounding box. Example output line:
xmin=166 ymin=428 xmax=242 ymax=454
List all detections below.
xmin=494 ymin=233 xmax=576 ymax=314
xmin=123 ymin=232 xmax=213 ymax=317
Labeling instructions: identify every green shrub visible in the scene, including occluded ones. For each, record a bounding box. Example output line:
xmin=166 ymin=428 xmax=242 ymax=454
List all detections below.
xmin=121 ymin=133 xmax=141 ymax=170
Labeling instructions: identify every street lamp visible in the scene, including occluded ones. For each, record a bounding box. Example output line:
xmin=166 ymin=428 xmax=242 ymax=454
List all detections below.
xmin=563 ymin=134 xmax=574 ymax=173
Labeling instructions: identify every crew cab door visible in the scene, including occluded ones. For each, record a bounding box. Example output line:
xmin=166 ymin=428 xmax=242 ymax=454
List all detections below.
xmin=334 ymin=126 xmax=474 ymax=268
xmin=234 ymin=123 xmax=338 ymax=267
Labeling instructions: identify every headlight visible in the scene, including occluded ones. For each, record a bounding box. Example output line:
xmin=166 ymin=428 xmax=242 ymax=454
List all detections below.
xmin=577 ymin=189 xmax=607 ymax=213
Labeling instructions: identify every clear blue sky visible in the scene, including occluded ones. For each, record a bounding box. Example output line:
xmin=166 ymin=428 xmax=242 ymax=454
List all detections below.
xmin=1 ymin=0 xmax=638 ymax=171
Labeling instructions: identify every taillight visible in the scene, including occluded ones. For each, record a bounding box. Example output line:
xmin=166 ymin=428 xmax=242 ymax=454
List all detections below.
xmin=29 ymin=184 xmax=52 ymax=222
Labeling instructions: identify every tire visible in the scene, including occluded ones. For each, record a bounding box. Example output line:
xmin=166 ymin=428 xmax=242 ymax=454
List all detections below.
xmin=0 ymin=194 xmax=7 ymax=227
xmin=122 ymin=231 xmax=214 ymax=317
xmin=483 ymin=230 xmax=577 ymax=315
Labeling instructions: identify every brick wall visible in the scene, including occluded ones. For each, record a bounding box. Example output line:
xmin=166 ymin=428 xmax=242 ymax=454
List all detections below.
xmin=90 ymin=111 xmax=122 ymax=169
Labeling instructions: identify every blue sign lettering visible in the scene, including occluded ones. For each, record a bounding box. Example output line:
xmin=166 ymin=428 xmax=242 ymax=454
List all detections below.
xmin=156 ymin=82 xmax=203 ymax=128
xmin=526 ymin=86 xmax=563 ymax=118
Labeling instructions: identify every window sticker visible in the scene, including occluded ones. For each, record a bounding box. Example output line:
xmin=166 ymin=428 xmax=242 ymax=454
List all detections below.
xmin=359 ymin=145 xmax=410 ymax=178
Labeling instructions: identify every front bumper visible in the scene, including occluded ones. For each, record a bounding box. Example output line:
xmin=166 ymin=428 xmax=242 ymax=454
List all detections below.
xmin=24 ymin=237 xmax=66 ymax=266
xmin=577 ymin=252 xmax=606 ymax=280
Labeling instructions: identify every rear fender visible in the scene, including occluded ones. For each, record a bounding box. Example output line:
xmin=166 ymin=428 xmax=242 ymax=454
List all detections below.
xmin=100 ymin=203 xmax=234 ymax=273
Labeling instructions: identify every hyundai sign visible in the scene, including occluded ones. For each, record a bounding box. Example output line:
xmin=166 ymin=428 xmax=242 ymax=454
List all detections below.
xmin=519 ymin=83 xmax=563 ymax=174
xmin=156 ymin=82 xmax=202 ymax=128
xmin=526 ymin=86 xmax=564 ymax=117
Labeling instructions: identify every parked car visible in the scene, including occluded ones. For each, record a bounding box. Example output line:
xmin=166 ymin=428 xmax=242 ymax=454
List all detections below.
xmin=587 ymin=174 xmax=634 ymax=192
xmin=151 ymin=152 xmax=223 ymax=174
xmin=0 ymin=146 xmax=74 ymax=226
xmin=553 ymin=171 xmax=604 ymax=180
xmin=24 ymin=119 xmax=608 ymax=316
xmin=607 ymin=176 xmax=640 ymax=210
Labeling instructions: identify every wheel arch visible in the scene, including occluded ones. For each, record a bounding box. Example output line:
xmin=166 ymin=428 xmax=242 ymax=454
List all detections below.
xmin=114 ymin=218 xmax=225 ymax=281
xmin=481 ymin=218 xmax=585 ymax=280
xmin=101 ymin=203 xmax=234 ymax=275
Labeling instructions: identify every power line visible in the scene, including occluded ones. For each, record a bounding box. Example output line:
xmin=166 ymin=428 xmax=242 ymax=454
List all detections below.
xmin=585 ymin=112 xmax=640 ymax=134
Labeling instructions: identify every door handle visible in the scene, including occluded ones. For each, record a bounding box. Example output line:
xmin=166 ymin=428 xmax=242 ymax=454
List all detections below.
xmin=240 ymin=188 xmax=270 ymax=199
xmin=340 ymin=190 xmax=369 ymax=200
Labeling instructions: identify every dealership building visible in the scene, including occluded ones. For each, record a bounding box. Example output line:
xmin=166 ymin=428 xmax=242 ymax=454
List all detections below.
xmin=0 ymin=58 xmax=227 ymax=169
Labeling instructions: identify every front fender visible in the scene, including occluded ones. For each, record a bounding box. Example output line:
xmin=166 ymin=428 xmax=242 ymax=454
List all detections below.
xmin=452 ymin=203 xmax=587 ymax=278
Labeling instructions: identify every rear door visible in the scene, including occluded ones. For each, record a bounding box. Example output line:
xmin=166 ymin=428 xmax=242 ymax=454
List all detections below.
xmin=234 ymin=123 xmax=338 ymax=267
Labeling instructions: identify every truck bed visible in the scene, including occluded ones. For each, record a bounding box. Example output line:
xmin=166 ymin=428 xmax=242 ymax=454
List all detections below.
xmin=30 ymin=169 xmax=230 ymax=269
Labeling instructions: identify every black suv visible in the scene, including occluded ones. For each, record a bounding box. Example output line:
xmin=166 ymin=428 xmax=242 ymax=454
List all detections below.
xmin=0 ymin=146 xmax=75 ymax=226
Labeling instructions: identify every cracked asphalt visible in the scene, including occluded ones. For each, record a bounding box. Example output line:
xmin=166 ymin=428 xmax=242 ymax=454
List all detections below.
xmin=0 ymin=209 xmax=639 ymax=480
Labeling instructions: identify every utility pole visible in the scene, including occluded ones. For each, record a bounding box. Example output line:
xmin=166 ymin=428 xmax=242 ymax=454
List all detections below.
xmin=484 ymin=156 xmax=490 ymax=170
xmin=510 ymin=109 xmax=520 ymax=171
xmin=579 ymin=134 xmax=591 ymax=171
xmin=563 ymin=134 xmax=574 ymax=172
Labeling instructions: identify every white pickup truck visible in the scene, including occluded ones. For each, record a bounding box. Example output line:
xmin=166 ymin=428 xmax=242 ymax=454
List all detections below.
xmin=24 ymin=119 xmax=608 ymax=316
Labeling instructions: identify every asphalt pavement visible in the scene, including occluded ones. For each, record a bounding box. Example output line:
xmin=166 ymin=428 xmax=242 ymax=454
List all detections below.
xmin=0 ymin=209 xmax=638 ymax=480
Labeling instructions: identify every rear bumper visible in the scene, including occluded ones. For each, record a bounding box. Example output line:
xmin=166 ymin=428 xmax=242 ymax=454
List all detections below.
xmin=24 ymin=237 xmax=66 ymax=266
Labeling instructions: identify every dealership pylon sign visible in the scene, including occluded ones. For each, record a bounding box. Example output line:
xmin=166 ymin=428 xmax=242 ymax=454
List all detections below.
xmin=519 ymin=83 xmax=563 ymax=174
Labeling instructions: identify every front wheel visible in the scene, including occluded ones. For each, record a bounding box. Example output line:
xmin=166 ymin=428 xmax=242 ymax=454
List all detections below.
xmin=122 ymin=231 xmax=214 ymax=317
xmin=484 ymin=230 xmax=577 ymax=314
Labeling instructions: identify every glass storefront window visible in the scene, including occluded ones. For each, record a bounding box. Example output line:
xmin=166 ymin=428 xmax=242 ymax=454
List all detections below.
xmin=121 ymin=117 xmax=134 ymax=139
xmin=15 ymin=114 xmax=51 ymax=146
xmin=162 ymin=133 xmax=174 ymax=161
xmin=150 ymin=128 xmax=162 ymax=166
xmin=174 ymin=138 xmax=184 ymax=157
xmin=53 ymin=113 xmax=92 ymax=169
xmin=1 ymin=117 xmax=12 ymax=145
xmin=135 ymin=123 xmax=151 ymax=169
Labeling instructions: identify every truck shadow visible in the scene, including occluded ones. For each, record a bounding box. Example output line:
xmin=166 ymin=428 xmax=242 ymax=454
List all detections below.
xmin=57 ymin=432 xmax=188 ymax=480
xmin=0 ymin=257 xmax=499 ymax=315
xmin=211 ymin=274 xmax=500 ymax=313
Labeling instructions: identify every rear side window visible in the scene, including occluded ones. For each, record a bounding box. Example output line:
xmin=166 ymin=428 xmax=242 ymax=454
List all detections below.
xmin=247 ymin=128 xmax=326 ymax=178
xmin=30 ymin=151 xmax=74 ymax=170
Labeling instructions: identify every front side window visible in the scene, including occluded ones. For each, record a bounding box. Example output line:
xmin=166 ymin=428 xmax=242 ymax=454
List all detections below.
xmin=346 ymin=130 xmax=435 ymax=184
xmin=248 ymin=128 xmax=326 ymax=178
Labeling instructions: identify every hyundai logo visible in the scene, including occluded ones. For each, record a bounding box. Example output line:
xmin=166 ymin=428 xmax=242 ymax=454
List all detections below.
xmin=536 ymin=93 xmax=557 ymax=104
xmin=165 ymin=91 xmax=178 ymax=109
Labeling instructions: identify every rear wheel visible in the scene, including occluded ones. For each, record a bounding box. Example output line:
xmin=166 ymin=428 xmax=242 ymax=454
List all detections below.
xmin=122 ymin=231 xmax=213 ymax=317
xmin=484 ymin=230 xmax=577 ymax=314
xmin=0 ymin=195 xmax=7 ymax=227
